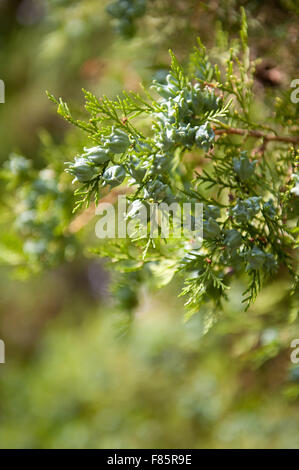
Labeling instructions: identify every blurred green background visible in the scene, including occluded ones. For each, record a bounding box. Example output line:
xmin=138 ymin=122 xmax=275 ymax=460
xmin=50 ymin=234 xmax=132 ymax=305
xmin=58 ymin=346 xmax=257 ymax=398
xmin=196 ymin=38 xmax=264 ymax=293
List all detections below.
xmin=0 ymin=0 xmax=298 ymax=448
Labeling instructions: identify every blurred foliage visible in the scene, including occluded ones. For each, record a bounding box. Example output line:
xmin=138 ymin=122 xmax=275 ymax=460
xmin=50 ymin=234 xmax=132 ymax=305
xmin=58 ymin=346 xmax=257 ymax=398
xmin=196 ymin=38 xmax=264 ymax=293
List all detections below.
xmin=0 ymin=0 xmax=298 ymax=449
xmin=0 ymin=278 xmax=299 ymax=448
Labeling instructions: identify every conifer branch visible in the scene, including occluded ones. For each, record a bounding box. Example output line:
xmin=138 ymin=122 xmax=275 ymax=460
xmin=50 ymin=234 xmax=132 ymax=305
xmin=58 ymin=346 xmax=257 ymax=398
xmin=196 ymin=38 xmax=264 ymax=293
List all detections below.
xmin=214 ymin=127 xmax=299 ymax=144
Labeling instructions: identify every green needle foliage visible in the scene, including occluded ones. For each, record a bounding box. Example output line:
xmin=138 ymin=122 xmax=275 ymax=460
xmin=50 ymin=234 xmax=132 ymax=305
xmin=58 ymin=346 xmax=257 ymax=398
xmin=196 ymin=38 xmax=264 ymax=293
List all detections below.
xmin=3 ymin=11 xmax=299 ymax=321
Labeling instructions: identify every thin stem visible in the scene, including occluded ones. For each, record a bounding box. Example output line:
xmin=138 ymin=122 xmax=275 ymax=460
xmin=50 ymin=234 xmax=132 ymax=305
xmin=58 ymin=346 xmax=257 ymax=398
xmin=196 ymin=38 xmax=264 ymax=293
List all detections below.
xmin=214 ymin=127 xmax=299 ymax=144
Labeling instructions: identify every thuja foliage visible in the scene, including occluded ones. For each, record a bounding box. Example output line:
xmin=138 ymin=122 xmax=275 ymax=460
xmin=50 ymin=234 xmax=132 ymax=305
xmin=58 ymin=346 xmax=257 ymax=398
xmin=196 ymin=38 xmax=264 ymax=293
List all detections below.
xmin=4 ymin=12 xmax=299 ymax=318
xmin=1 ymin=152 xmax=77 ymax=271
xmin=106 ymin=0 xmax=148 ymax=38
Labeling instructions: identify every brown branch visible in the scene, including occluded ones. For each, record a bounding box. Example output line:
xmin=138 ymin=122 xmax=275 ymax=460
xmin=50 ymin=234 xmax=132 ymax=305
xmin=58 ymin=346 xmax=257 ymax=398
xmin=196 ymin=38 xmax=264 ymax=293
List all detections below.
xmin=214 ymin=127 xmax=299 ymax=144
